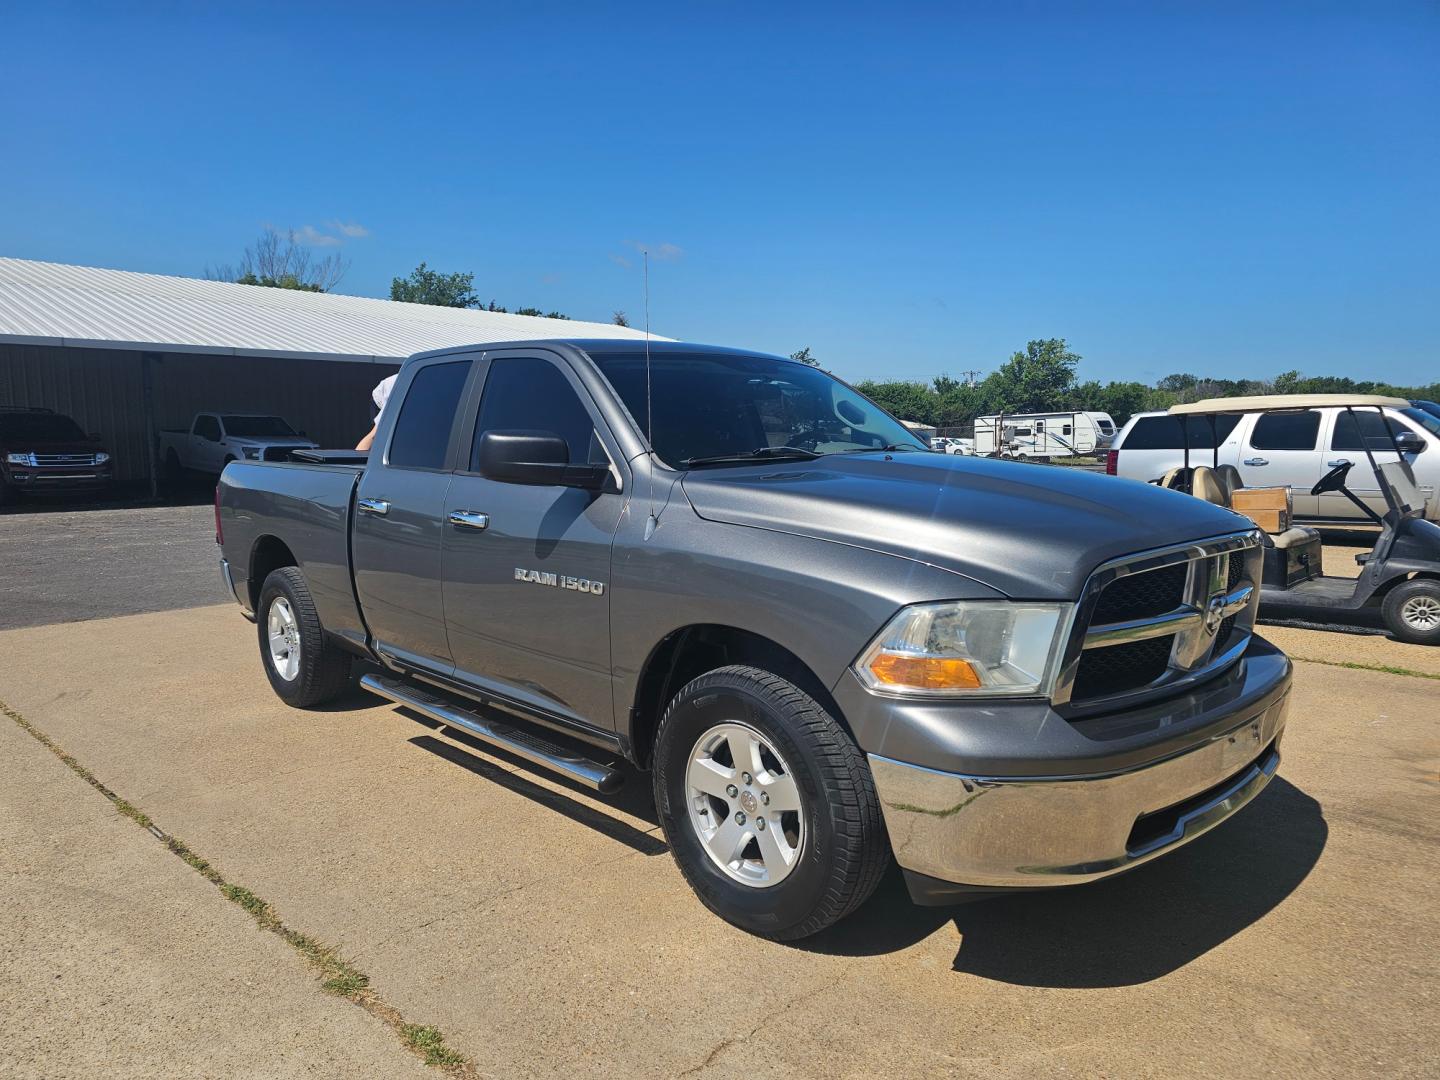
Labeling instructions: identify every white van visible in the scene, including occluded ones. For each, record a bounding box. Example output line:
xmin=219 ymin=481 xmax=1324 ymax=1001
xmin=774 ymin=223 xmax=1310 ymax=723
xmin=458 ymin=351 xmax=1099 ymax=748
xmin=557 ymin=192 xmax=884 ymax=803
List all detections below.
xmin=973 ymin=411 xmax=1115 ymax=459
xmin=1108 ymin=402 xmax=1440 ymax=522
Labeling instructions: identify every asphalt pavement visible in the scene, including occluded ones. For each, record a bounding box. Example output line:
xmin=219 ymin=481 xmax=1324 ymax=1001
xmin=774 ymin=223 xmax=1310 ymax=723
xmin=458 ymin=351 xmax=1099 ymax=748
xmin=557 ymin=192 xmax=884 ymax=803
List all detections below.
xmin=0 ymin=502 xmax=222 ymax=630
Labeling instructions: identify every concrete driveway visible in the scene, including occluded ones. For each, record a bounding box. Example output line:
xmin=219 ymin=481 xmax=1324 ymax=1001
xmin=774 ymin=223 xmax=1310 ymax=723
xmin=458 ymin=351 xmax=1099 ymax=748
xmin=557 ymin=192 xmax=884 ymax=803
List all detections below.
xmin=2 ymin=597 xmax=1436 ymax=1079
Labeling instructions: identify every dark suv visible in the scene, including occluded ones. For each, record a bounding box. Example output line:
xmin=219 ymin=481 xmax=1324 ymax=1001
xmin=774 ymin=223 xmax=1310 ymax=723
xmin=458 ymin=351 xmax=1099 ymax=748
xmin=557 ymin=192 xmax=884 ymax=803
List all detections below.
xmin=0 ymin=407 xmax=114 ymax=505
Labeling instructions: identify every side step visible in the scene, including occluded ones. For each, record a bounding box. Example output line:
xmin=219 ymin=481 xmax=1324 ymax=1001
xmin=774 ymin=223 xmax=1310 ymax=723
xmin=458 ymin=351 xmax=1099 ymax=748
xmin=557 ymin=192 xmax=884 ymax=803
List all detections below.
xmin=360 ymin=673 xmax=624 ymax=794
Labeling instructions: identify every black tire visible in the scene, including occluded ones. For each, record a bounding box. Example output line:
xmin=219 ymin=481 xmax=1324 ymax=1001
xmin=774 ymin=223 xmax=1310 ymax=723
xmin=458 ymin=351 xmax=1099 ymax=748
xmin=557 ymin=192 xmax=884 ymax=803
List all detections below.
xmin=256 ymin=567 xmax=353 ymax=707
xmin=652 ymin=665 xmax=889 ymax=940
xmin=1382 ymin=579 xmax=1440 ymax=646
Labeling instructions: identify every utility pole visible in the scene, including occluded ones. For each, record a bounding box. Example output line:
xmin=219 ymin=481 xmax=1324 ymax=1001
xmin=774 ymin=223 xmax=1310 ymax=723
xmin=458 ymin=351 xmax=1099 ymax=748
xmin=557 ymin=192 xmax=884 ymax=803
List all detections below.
xmin=959 ymin=369 xmax=983 ymax=387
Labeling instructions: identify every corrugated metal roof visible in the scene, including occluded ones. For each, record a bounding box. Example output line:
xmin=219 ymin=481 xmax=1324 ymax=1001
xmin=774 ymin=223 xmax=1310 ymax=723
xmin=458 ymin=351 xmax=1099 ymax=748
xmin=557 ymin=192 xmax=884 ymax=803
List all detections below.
xmin=0 ymin=257 xmax=665 ymax=363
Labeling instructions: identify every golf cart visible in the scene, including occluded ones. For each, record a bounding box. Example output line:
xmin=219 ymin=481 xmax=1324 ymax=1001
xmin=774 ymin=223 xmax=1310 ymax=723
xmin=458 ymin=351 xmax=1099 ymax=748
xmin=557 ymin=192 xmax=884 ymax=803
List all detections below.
xmin=1158 ymin=394 xmax=1440 ymax=645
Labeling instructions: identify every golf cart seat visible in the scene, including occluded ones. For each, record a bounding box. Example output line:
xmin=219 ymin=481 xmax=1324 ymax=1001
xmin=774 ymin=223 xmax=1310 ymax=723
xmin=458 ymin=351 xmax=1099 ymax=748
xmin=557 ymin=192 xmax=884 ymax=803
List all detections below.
xmin=1186 ymin=466 xmax=1232 ymax=509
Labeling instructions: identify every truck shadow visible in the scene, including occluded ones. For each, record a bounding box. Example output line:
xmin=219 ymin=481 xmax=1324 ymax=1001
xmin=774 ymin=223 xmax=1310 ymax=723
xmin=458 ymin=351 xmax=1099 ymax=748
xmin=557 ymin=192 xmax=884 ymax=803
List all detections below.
xmin=801 ymin=777 xmax=1326 ymax=987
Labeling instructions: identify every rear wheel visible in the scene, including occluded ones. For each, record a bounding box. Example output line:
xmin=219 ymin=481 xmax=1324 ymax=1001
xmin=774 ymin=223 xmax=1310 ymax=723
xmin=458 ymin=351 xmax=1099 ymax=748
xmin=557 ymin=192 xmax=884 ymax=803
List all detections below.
xmin=1382 ymin=579 xmax=1440 ymax=646
xmin=257 ymin=567 xmax=353 ymax=706
xmin=652 ymin=665 xmax=889 ymax=940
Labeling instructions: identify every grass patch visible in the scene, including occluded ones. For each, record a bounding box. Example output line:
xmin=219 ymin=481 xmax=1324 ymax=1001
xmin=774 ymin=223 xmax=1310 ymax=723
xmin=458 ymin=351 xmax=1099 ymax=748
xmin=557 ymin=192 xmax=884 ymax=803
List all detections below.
xmin=401 ymin=1025 xmax=467 ymax=1068
xmin=1291 ymin=655 xmax=1440 ymax=681
xmin=3 ymin=695 xmax=472 ymax=1075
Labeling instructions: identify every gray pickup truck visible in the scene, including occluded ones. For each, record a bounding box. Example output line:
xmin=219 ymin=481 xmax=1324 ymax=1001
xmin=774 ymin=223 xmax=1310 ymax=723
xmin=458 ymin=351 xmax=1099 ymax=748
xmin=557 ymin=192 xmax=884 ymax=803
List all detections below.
xmin=217 ymin=339 xmax=1292 ymax=939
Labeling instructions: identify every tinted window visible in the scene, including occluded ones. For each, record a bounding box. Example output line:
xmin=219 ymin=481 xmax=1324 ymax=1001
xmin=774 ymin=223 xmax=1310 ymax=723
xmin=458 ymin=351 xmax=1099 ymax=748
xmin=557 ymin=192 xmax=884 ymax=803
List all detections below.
xmin=223 ymin=416 xmax=296 ymax=437
xmin=0 ymin=412 xmax=85 ymax=442
xmin=1120 ymin=414 xmax=1240 ymax=450
xmin=591 ymin=351 xmax=924 ymax=467
xmin=1330 ymin=410 xmax=1410 ymax=451
xmin=195 ymin=415 xmax=221 ymax=441
xmin=388 ymin=360 xmax=470 ymax=469
xmin=470 ymin=357 xmax=601 ymax=470
xmin=1401 ymin=407 xmax=1440 ymax=437
xmin=1250 ymin=411 xmax=1320 ymax=451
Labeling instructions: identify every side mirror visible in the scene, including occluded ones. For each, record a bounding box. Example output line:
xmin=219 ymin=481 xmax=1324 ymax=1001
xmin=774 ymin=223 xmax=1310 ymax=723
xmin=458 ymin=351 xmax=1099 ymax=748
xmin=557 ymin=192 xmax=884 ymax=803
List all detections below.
xmin=1395 ymin=431 xmax=1426 ymax=455
xmin=477 ymin=430 xmax=608 ymax=490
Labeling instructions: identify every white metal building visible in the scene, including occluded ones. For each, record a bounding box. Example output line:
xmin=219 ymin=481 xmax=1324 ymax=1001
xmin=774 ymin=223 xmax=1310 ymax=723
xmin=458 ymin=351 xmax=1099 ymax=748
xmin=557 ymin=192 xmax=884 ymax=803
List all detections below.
xmin=0 ymin=257 xmax=658 ymax=488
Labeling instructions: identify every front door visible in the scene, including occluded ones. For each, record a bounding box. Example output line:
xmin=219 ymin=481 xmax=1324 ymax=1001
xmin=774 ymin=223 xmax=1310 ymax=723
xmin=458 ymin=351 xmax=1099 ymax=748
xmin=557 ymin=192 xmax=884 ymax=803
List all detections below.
xmin=441 ymin=351 xmax=624 ymax=731
xmin=1319 ymin=409 xmax=1431 ymax=520
xmin=352 ymin=356 xmax=475 ymax=673
xmin=1237 ymin=410 xmax=1323 ymax=518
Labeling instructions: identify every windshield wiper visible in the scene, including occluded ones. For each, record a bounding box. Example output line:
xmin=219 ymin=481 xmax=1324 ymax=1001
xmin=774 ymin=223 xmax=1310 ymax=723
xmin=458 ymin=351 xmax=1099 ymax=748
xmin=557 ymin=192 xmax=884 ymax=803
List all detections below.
xmin=839 ymin=443 xmax=923 ymax=454
xmin=681 ymin=446 xmax=822 ymax=468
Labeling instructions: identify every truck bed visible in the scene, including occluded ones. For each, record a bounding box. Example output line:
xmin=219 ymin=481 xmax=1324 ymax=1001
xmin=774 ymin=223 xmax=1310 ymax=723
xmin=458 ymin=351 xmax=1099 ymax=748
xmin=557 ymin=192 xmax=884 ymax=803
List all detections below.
xmin=217 ymin=460 xmax=368 ymax=649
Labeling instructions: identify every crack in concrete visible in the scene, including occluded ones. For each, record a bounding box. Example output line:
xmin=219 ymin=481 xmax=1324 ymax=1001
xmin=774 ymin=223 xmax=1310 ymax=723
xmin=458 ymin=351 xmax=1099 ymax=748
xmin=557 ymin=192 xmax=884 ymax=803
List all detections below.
xmin=673 ymin=981 xmax=830 ymax=1078
xmin=2 ymin=695 xmax=478 ymax=1077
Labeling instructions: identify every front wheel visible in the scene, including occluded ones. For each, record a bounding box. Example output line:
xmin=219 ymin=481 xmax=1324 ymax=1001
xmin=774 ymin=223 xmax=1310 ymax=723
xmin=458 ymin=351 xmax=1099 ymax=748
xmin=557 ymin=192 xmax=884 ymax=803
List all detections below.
xmin=652 ymin=665 xmax=889 ymax=940
xmin=1382 ymin=579 xmax=1440 ymax=646
xmin=257 ymin=567 xmax=353 ymax=706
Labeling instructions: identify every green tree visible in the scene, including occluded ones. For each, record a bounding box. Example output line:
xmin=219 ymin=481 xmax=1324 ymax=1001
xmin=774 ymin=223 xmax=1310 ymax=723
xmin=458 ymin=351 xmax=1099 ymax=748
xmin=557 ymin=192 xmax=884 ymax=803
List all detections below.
xmin=790 ymin=347 xmax=820 ymax=366
xmin=613 ymin=311 xmax=630 ymax=327
xmin=391 ymin=263 xmax=480 ymax=308
xmin=984 ymin=338 xmax=1081 ymax=413
xmin=855 ymin=380 xmax=936 ymax=424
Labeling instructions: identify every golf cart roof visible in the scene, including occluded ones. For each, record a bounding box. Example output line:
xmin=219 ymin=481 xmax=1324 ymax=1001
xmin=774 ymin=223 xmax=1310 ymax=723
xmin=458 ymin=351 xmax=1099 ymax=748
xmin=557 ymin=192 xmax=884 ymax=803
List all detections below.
xmin=1169 ymin=393 xmax=1410 ymax=416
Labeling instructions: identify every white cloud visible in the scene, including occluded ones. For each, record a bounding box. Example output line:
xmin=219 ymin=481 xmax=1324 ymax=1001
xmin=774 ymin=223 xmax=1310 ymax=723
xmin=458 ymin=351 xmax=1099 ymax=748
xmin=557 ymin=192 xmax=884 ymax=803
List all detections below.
xmin=295 ymin=224 xmax=342 ymax=247
xmin=610 ymin=253 xmax=633 ymax=269
xmin=328 ymin=220 xmax=370 ymax=238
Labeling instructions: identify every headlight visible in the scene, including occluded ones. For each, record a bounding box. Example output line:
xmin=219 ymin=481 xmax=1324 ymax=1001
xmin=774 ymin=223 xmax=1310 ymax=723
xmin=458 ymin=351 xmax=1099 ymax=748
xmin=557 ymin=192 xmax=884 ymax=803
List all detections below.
xmin=6 ymin=452 xmax=33 ymax=465
xmin=94 ymin=452 xmax=110 ymax=464
xmin=242 ymin=447 xmax=261 ymax=459
xmin=855 ymin=601 xmax=1072 ymax=697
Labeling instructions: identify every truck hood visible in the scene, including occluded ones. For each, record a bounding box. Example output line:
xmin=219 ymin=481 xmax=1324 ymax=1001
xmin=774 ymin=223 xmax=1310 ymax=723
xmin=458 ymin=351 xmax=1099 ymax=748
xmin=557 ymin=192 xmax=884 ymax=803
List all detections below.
xmin=680 ymin=452 xmax=1251 ymax=599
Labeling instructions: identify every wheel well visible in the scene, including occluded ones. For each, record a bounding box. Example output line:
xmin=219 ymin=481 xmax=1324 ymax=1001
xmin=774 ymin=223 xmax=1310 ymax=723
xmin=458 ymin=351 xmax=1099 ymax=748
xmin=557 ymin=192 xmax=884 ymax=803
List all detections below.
xmin=628 ymin=625 xmax=845 ymax=769
xmin=248 ymin=535 xmax=298 ymax=610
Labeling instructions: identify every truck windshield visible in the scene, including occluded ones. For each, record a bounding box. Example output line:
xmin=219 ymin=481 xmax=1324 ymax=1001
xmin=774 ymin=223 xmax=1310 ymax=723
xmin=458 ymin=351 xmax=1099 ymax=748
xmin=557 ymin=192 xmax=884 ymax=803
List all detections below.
xmin=1401 ymin=407 xmax=1440 ymax=438
xmin=590 ymin=352 xmax=926 ymax=467
xmin=222 ymin=416 xmax=296 ymax=437
xmin=0 ymin=412 xmax=85 ymax=442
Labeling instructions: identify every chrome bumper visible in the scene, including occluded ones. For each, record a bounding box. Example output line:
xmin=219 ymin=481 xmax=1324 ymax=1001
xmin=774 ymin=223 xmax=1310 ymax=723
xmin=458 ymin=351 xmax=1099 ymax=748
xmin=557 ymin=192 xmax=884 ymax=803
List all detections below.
xmin=869 ymin=693 xmax=1288 ymax=888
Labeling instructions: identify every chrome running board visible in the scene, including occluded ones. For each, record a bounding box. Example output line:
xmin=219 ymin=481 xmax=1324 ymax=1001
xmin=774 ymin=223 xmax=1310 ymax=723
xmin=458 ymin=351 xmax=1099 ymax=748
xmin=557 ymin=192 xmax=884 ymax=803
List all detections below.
xmin=360 ymin=673 xmax=624 ymax=794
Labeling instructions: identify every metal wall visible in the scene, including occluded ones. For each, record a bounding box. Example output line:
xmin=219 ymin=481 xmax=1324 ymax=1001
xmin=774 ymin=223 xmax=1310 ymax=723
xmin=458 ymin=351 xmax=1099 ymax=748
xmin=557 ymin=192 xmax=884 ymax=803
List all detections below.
xmin=0 ymin=343 xmax=398 ymax=484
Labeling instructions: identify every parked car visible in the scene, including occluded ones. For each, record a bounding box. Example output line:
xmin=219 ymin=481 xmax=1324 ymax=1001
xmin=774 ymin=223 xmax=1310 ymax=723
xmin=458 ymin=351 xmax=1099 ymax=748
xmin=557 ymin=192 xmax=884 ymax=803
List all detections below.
xmin=974 ymin=411 xmax=1115 ymax=459
xmin=945 ymin=436 xmax=976 ymax=456
xmin=218 ymin=339 xmax=1292 ymax=940
xmin=159 ymin=413 xmax=318 ymax=477
xmin=1108 ymin=403 xmax=1440 ymax=522
xmin=0 ymin=406 xmax=114 ymax=505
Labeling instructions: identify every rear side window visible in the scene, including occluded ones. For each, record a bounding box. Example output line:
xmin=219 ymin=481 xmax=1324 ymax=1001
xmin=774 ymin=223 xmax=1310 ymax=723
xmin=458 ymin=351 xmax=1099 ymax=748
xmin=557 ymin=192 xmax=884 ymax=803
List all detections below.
xmin=195 ymin=415 xmax=221 ymax=441
xmin=1250 ymin=411 xmax=1320 ymax=451
xmin=388 ymin=360 xmax=470 ymax=469
xmin=470 ymin=356 xmax=603 ymax=469
xmin=1331 ymin=411 xmax=1407 ymax=452
xmin=1121 ymin=414 xmax=1240 ymax=450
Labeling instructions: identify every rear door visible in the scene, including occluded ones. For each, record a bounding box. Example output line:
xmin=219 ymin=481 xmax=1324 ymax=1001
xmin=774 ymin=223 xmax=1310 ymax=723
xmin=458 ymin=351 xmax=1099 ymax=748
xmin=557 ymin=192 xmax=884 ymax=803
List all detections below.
xmin=1238 ymin=410 xmax=1323 ymax=517
xmin=352 ymin=355 xmax=476 ymax=673
xmin=440 ymin=350 xmax=624 ymax=731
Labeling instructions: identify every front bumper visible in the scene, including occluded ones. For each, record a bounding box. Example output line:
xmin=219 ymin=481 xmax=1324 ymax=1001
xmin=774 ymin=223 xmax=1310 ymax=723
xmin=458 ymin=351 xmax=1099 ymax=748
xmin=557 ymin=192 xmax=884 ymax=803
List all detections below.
xmin=850 ymin=636 xmax=1291 ymax=893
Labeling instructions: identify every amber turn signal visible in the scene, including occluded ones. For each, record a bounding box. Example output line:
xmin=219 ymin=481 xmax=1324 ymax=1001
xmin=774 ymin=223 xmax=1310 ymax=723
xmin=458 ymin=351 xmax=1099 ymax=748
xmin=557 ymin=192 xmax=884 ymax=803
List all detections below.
xmin=867 ymin=653 xmax=982 ymax=690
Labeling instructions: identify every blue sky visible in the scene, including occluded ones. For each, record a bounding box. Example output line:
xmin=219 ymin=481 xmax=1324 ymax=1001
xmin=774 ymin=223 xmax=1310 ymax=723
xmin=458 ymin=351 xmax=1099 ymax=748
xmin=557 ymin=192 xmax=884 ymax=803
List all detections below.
xmin=2 ymin=2 xmax=1435 ymax=386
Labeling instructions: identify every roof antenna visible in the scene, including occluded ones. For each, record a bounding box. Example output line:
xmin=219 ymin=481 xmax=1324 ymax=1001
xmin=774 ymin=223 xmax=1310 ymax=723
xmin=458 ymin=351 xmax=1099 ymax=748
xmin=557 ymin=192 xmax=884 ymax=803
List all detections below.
xmin=643 ymin=249 xmax=658 ymax=541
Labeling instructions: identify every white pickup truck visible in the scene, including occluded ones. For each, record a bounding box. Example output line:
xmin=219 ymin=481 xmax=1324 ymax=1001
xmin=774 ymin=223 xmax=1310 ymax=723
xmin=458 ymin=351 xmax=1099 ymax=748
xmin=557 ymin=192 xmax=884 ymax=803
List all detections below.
xmin=159 ymin=413 xmax=318 ymax=477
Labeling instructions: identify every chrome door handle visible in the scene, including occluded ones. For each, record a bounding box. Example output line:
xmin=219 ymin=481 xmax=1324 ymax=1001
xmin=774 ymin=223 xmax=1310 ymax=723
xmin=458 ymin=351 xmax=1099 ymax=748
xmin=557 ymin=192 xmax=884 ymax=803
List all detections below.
xmin=1327 ymin=459 xmax=1352 ymax=468
xmin=357 ymin=498 xmax=390 ymax=516
xmin=1243 ymin=458 xmax=1269 ymax=467
xmin=447 ymin=510 xmax=489 ymax=531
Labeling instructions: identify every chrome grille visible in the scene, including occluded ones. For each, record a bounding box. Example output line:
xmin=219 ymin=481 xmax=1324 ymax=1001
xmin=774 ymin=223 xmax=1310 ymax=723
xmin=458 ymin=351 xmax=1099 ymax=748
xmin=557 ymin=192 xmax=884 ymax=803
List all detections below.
xmin=31 ymin=453 xmax=99 ymax=466
xmin=1056 ymin=531 xmax=1262 ymax=713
